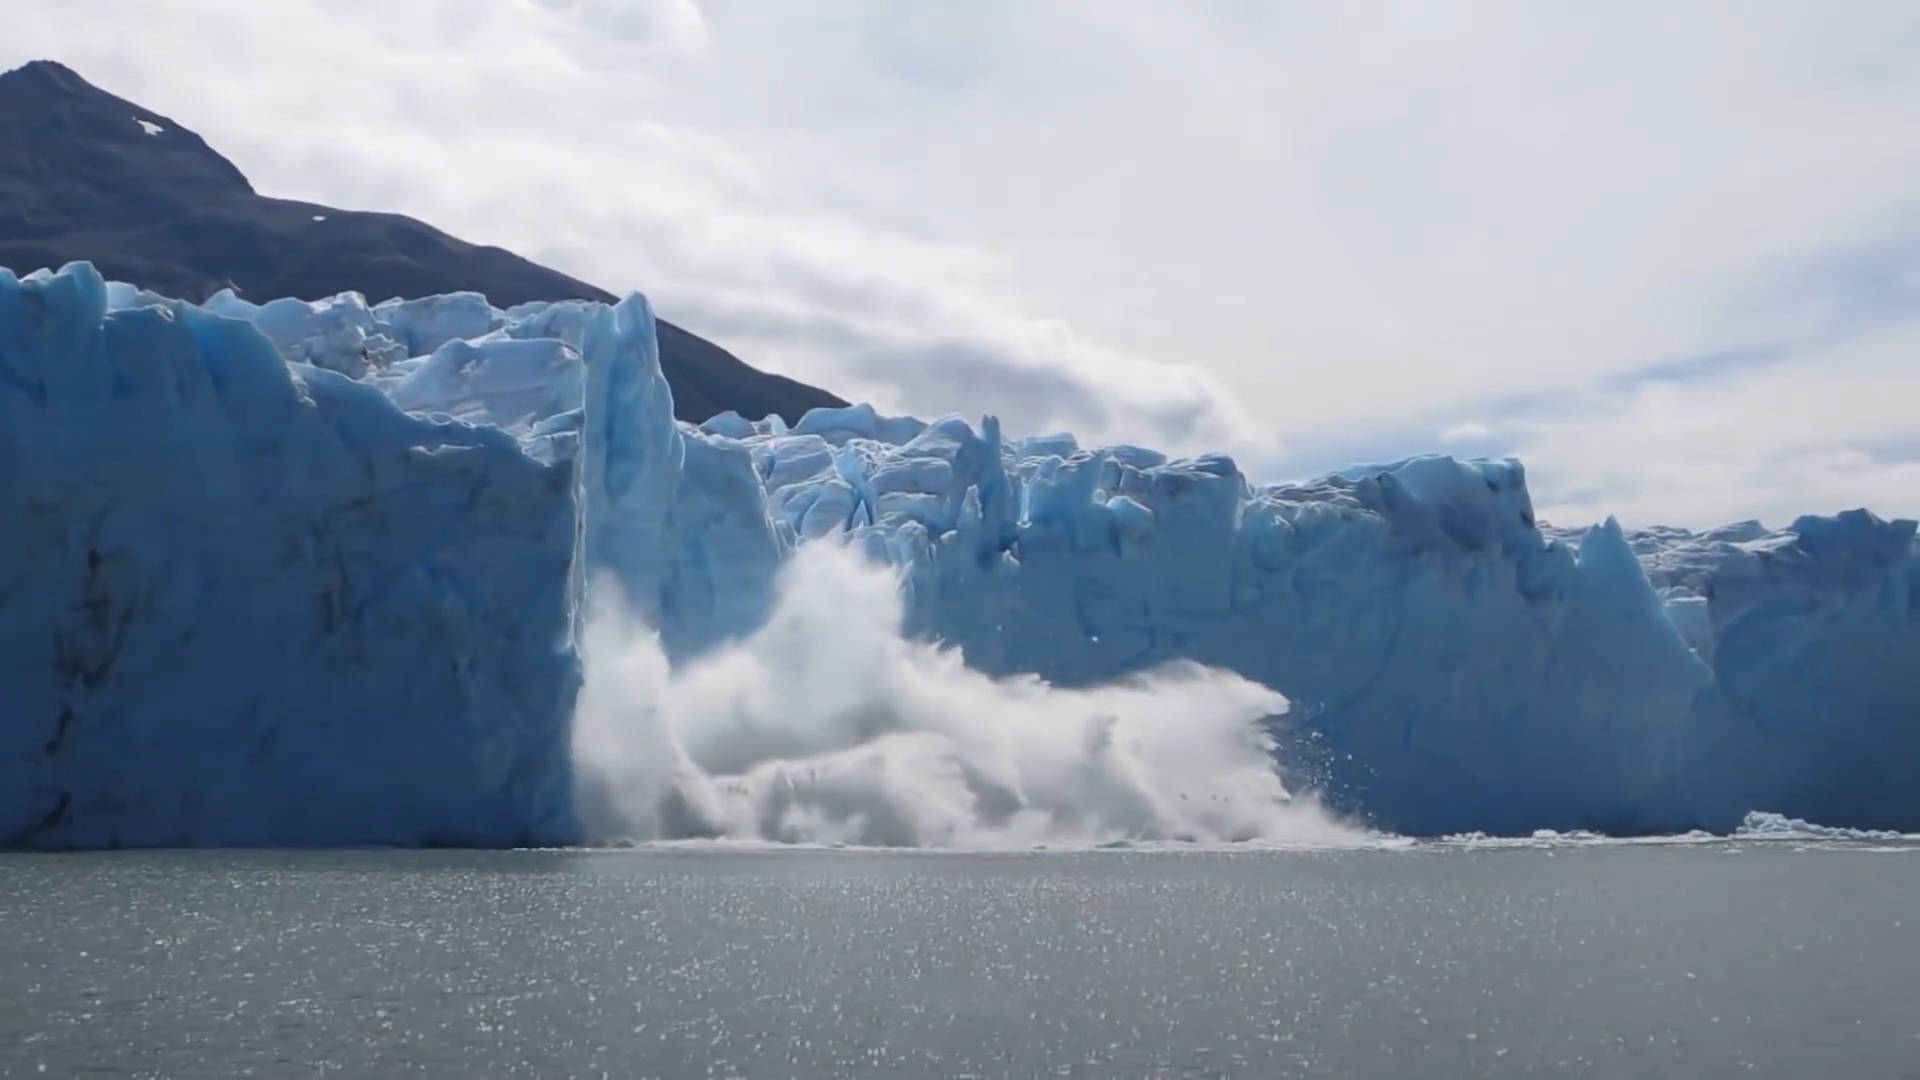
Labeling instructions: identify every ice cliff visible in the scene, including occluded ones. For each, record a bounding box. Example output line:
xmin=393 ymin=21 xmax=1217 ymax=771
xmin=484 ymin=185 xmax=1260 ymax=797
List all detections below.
xmin=2 ymin=267 xmax=578 ymax=847
xmin=3 ymin=263 xmax=1915 ymax=845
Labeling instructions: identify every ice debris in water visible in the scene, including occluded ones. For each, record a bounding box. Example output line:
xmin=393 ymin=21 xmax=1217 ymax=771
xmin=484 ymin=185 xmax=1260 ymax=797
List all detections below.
xmin=1733 ymin=812 xmax=1917 ymax=843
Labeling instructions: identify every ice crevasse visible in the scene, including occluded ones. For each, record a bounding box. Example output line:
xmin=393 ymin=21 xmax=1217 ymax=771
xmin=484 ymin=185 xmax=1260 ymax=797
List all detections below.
xmin=1 ymin=262 xmax=1915 ymax=846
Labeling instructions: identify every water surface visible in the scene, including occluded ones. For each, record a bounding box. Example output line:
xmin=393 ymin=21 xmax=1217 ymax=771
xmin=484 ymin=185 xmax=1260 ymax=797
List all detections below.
xmin=2 ymin=843 xmax=1915 ymax=1077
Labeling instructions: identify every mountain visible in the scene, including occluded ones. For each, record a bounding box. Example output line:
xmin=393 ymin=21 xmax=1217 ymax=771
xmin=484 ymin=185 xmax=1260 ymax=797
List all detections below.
xmin=0 ymin=59 xmax=844 ymax=425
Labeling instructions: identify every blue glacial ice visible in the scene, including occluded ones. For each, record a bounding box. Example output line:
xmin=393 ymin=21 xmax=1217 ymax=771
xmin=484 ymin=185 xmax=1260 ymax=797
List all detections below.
xmin=2 ymin=265 xmax=579 ymax=847
xmin=3 ymin=262 xmax=1916 ymax=846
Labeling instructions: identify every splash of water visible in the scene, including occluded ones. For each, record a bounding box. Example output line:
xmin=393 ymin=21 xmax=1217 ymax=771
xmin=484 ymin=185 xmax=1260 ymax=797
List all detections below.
xmin=571 ymin=543 xmax=1364 ymax=848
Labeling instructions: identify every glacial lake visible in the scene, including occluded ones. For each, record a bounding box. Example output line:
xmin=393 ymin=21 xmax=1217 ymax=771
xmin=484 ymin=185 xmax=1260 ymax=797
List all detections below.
xmin=2 ymin=842 xmax=1916 ymax=1077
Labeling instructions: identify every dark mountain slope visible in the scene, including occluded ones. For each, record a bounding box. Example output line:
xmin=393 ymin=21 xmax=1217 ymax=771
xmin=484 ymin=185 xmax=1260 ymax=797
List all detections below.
xmin=0 ymin=59 xmax=844 ymax=425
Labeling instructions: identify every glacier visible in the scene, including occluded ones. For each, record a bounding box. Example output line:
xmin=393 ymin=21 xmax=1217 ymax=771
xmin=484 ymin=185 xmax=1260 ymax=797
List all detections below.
xmin=2 ymin=261 xmax=1916 ymax=846
xmin=2 ymin=267 xmax=579 ymax=847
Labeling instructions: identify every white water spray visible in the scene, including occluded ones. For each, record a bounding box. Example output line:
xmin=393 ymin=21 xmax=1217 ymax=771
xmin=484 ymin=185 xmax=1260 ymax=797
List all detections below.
xmin=572 ymin=543 xmax=1363 ymax=848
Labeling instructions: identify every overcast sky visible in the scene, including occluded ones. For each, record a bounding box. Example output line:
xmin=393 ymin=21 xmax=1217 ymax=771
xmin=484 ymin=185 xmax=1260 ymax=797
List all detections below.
xmin=8 ymin=0 xmax=1919 ymax=528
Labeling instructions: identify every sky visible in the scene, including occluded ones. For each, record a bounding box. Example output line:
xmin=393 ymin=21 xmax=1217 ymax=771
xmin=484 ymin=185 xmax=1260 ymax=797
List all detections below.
xmin=6 ymin=0 xmax=1919 ymax=528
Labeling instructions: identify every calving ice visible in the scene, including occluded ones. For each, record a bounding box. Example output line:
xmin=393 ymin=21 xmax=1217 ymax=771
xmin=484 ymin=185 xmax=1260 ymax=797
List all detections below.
xmin=2 ymin=262 xmax=1916 ymax=848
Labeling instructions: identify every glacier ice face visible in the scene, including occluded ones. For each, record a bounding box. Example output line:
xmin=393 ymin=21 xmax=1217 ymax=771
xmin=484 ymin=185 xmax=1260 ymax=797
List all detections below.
xmin=1571 ymin=510 xmax=1920 ymax=831
xmin=1 ymin=264 xmax=579 ymax=847
xmin=4 ymin=262 xmax=1916 ymax=845
xmin=395 ymin=277 xmax=1912 ymax=834
xmin=842 ymin=445 xmax=1914 ymax=834
xmin=572 ymin=294 xmax=787 ymax=661
xmin=783 ymin=443 xmax=1735 ymax=835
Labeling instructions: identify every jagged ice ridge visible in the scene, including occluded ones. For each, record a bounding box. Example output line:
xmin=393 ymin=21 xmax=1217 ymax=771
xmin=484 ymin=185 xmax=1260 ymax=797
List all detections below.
xmin=2 ymin=263 xmax=1915 ymax=846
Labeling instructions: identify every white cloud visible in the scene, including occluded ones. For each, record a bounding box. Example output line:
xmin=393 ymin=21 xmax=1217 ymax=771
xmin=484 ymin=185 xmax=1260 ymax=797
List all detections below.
xmin=1517 ymin=322 xmax=1920 ymax=529
xmin=4 ymin=1 xmax=1917 ymax=520
xmin=1438 ymin=421 xmax=1492 ymax=445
